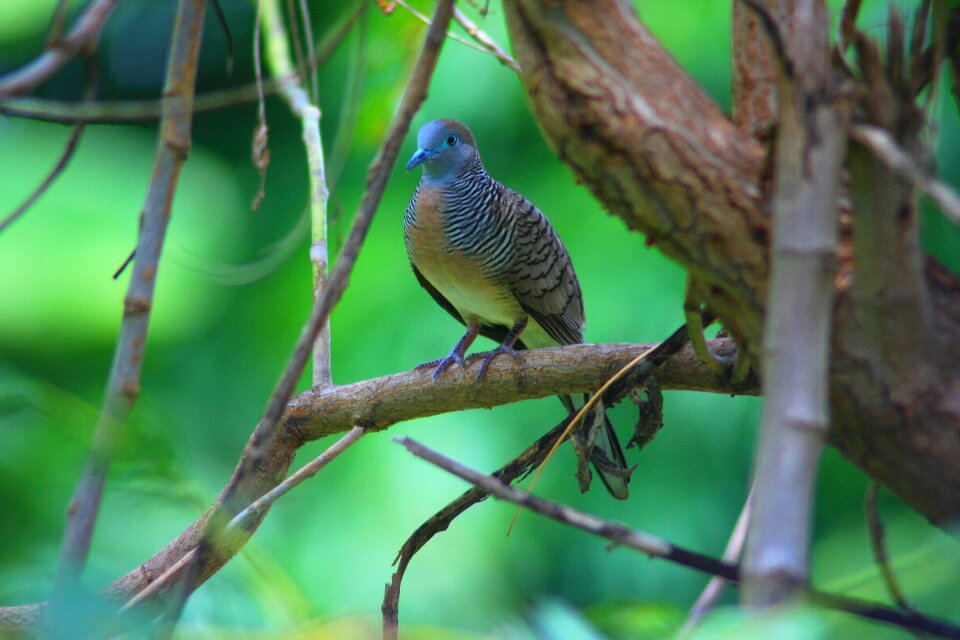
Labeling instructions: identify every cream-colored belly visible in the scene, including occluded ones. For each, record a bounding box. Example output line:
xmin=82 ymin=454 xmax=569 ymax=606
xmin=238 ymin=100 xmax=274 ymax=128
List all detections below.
xmin=416 ymin=254 xmax=558 ymax=348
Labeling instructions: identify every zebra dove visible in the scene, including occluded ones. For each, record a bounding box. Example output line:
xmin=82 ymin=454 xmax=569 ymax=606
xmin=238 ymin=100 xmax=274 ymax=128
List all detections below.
xmin=403 ymin=119 xmax=631 ymax=499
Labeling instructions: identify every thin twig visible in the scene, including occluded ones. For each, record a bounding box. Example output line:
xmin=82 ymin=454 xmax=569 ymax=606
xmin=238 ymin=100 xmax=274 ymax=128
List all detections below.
xmin=120 ymin=425 xmax=366 ymax=612
xmin=398 ymin=437 xmax=960 ymax=640
xmin=0 ymin=92 xmax=88 ymax=234
xmin=0 ymin=39 xmax=98 ymax=234
xmin=680 ymin=486 xmax=754 ymax=636
xmin=453 ymin=6 xmax=520 ymax=73
xmin=298 ymin=0 xmax=318 ymax=102
xmin=262 ymin=0 xmax=332 ymax=387
xmin=0 ymin=338 xmax=749 ymax=632
xmin=0 ymin=2 xmax=367 ymax=125
xmin=383 ymin=420 xmax=569 ymax=640
xmin=395 ymin=0 xmax=518 ymax=70
xmin=852 ymin=124 xmax=960 ymax=227
xmin=209 ymin=0 xmax=234 ymax=72
xmin=169 ymin=0 xmax=457 ymax=615
xmin=285 ymin=0 xmax=308 ymax=91
xmin=46 ymin=0 xmax=73 ymax=45
xmin=0 ymin=0 xmax=119 ymax=99
xmin=251 ymin=0 xmax=270 ymax=212
xmin=865 ymin=484 xmax=914 ymax=612
xmin=519 ymin=319 xmax=699 ymax=503
xmin=47 ymin=0 xmax=208 ymax=616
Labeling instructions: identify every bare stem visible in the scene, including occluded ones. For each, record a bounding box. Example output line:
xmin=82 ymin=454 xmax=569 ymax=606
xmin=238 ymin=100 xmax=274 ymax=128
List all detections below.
xmin=742 ymin=1 xmax=851 ymax=606
xmin=0 ymin=0 xmax=119 ymax=99
xmin=48 ymin=0 xmax=208 ymax=609
xmin=399 ymin=436 xmax=960 ymax=640
xmin=0 ymin=3 xmax=366 ymax=125
xmin=680 ymin=487 xmax=754 ymax=636
xmin=262 ymin=0 xmax=333 ymax=387
xmin=168 ymin=0 xmax=457 ymax=614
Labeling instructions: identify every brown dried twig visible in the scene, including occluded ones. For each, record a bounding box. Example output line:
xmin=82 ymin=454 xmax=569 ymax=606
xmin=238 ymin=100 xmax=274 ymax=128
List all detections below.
xmin=0 ymin=2 xmax=366 ymax=125
xmin=680 ymin=487 xmax=754 ymax=636
xmin=165 ymin=0 xmax=458 ymax=619
xmin=0 ymin=0 xmax=119 ymax=99
xmin=865 ymin=484 xmax=914 ymax=613
xmin=399 ymin=437 xmax=960 ymax=639
xmin=120 ymin=425 xmax=366 ymax=613
xmin=0 ymin=338 xmax=749 ymax=632
xmin=47 ymin=0 xmax=209 ymax=624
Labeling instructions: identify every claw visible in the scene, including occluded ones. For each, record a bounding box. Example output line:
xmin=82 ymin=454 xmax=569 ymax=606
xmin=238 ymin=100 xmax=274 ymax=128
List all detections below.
xmin=474 ymin=344 xmax=520 ymax=380
xmin=428 ymin=350 xmax=466 ymax=380
xmin=418 ymin=324 xmax=479 ymax=380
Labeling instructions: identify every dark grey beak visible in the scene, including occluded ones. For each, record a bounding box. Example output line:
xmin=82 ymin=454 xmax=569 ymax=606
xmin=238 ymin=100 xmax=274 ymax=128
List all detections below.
xmin=406 ymin=148 xmax=434 ymax=171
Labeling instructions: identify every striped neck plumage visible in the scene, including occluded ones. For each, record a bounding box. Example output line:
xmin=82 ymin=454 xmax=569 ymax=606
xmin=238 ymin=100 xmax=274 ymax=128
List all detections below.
xmin=422 ymin=151 xmax=484 ymax=186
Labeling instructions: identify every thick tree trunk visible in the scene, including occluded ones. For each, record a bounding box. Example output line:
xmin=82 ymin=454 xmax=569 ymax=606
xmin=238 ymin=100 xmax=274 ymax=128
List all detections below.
xmin=503 ymin=0 xmax=960 ymax=526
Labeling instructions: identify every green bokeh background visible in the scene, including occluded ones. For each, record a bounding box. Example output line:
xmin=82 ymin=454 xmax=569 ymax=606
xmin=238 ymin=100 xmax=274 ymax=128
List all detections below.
xmin=1 ymin=1 xmax=958 ymax=638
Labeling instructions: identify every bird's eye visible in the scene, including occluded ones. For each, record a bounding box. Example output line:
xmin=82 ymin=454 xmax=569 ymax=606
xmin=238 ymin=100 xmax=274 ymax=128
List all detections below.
xmin=446 ymin=134 xmax=459 ymax=146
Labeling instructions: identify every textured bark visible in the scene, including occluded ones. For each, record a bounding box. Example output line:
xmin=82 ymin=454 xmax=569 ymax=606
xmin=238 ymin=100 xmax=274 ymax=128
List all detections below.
xmin=0 ymin=340 xmax=744 ymax=629
xmin=731 ymin=0 xmax=791 ymax=133
xmin=504 ymin=0 xmax=769 ymax=355
xmin=504 ymin=0 xmax=960 ymax=525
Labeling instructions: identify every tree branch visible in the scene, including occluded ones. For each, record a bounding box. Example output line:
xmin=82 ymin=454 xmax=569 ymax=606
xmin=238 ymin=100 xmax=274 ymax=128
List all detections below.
xmin=48 ymin=0 xmax=207 ymax=611
xmin=503 ymin=0 xmax=960 ymax=529
xmin=743 ymin=1 xmax=852 ymax=607
xmin=731 ymin=0 xmax=789 ymax=133
xmin=503 ymin=0 xmax=769 ymax=354
xmin=0 ymin=339 xmax=748 ymax=632
xmin=0 ymin=0 xmax=120 ymax=99
xmin=0 ymin=2 xmax=366 ymax=125
xmin=261 ymin=0 xmax=334 ymax=387
xmin=166 ymin=0 xmax=457 ymax=620
xmin=286 ymin=339 xmax=750 ymax=440
xmin=397 ymin=436 xmax=960 ymax=640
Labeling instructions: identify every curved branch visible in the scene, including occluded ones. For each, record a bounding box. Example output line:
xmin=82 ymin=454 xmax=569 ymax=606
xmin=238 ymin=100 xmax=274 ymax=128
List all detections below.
xmin=0 ymin=339 xmax=748 ymax=632
xmin=50 ymin=0 xmax=207 ymax=601
xmin=503 ymin=0 xmax=960 ymax=527
xmin=0 ymin=0 xmax=120 ymax=99
xmin=504 ymin=0 xmax=769 ymax=353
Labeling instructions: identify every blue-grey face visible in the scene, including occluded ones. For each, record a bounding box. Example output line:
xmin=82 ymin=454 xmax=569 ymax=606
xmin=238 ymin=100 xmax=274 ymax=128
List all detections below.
xmin=406 ymin=119 xmax=477 ymax=179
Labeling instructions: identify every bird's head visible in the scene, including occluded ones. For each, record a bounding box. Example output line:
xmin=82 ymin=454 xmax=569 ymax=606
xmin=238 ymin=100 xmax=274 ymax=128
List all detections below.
xmin=406 ymin=119 xmax=478 ymax=180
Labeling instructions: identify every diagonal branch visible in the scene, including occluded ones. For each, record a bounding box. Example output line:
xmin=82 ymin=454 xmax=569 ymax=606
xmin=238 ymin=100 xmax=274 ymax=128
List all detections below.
xmin=49 ymin=0 xmax=207 ymax=605
xmin=851 ymin=124 xmax=960 ymax=228
xmin=0 ymin=338 xmax=748 ymax=633
xmin=398 ymin=436 xmax=960 ymax=640
xmin=167 ymin=0 xmax=458 ymax=615
xmin=0 ymin=2 xmax=366 ymax=125
xmin=0 ymin=50 xmax=98 ymax=235
xmin=0 ymin=0 xmax=120 ymax=99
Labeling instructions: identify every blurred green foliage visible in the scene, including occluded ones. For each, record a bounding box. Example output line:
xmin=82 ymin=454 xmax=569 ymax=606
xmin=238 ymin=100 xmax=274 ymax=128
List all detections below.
xmin=1 ymin=1 xmax=958 ymax=638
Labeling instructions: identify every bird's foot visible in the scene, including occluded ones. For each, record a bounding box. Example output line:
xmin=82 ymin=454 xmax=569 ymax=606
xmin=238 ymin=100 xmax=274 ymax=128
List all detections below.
xmin=415 ymin=350 xmax=467 ymax=380
xmin=415 ymin=325 xmax=480 ymax=380
xmin=473 ymin=344 xmax=520 ymax=380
